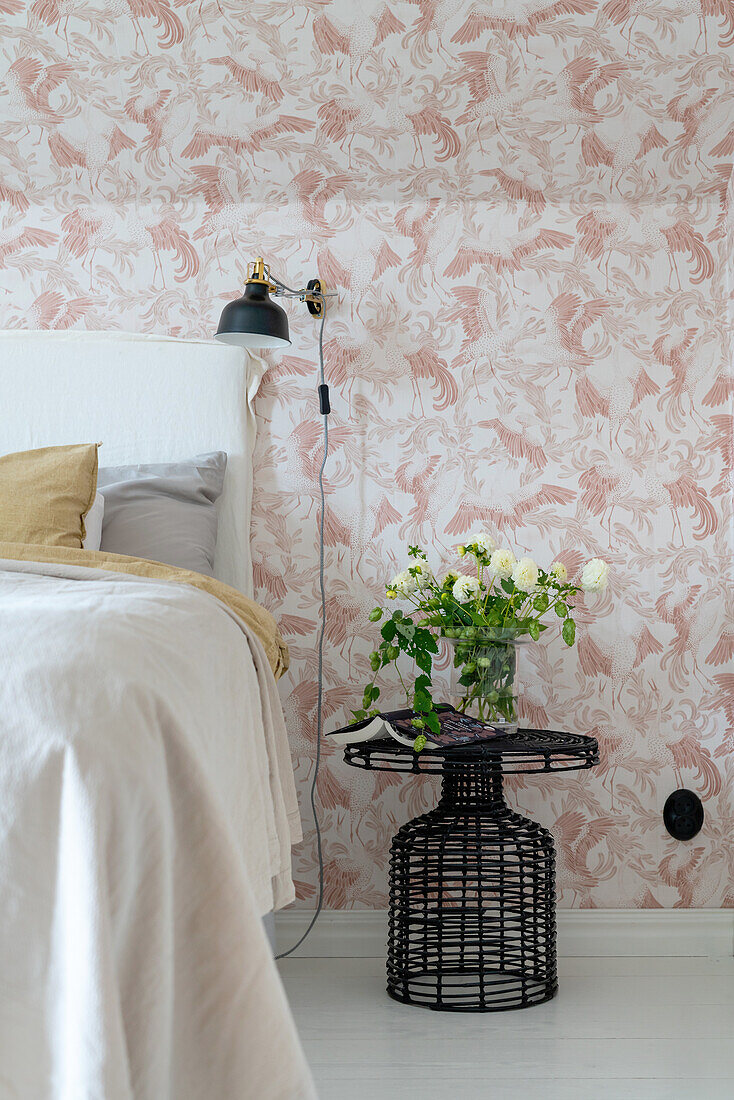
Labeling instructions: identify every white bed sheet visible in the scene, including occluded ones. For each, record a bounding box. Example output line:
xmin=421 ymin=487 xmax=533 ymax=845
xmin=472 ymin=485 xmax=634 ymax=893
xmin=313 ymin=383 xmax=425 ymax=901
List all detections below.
xmin=0 ymin=559 xmax=314 ymax=1100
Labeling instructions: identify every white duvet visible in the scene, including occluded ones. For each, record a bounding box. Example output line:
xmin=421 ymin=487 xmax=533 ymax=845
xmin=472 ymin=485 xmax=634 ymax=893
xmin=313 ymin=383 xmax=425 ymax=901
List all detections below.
xmin=0 ymin=559 xmax=316 ymax=1100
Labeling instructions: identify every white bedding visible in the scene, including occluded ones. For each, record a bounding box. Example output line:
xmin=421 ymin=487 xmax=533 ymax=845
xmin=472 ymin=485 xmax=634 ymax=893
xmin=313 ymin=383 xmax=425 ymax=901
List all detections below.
xmin=0 ymin=559 xmax=315 ymax=1100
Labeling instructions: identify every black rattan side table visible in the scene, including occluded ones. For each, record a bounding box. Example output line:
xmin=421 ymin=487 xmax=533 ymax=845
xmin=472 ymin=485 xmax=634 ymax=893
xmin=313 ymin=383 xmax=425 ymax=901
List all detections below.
xmin=344 ymin=730 xmax=599 ymax=1012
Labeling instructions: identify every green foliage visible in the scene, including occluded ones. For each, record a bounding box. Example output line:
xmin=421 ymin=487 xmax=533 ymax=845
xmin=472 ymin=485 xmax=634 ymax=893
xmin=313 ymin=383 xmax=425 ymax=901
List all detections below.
xmin=357 ymin=540 xmax=585 ymax=747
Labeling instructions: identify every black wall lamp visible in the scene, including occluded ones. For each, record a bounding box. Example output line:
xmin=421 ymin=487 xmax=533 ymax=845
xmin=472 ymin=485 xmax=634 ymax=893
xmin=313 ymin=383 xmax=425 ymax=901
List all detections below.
xmin=215 ymin=257 xmax=326 ymax=350
xmin=216 ymin=255 xmax=336 ymax=960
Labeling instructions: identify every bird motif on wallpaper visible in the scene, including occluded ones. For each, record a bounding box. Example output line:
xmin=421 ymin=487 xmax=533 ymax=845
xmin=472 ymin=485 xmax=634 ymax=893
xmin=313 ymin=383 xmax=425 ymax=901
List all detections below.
xmin=446 ymin=480 xmax=576 ymax=544
xmin=28 ymin=0 xmax=78 ymax=51
xmin=702 ymin=413 xmax=733 ymax=497
xmin=317 ymin=241 xmax=401 ymax=324
xmin=653 ymin=327 xmax=713 ymax=432
xmin=28 ymin=288 xmax=96 ymax=329
xmin=403 ymin=0 xmax=466 ymax=66
xmin=371 ymin=295 xmax=458 ymax=414
xmin=312 ymin=6 xmax=406 ymax=83
xmin=642 ymin=217 xmax=715 ymax=290
xmin=182 ymin=112 xmax=314 ymax=168
xmin=479 ymin=417 xmax=550 ymax=471
xmin=704 ymin=163 xmax=732 ymax=242
xmin=543 ymin=290 xmax=610 ymax=383
xmin=451 ymin=1 xmax=598 ymax=59
xmin=448 ymin=284 xmax=534 ymax=396
xmin=123 ymin=89 xmax=196 ymax=177
xmin=575 ymin=209 xmax=631 ymax=290
xmin=656 ymin=586 xmax=730 ymax=691
xmin=2 ymin=56 xmax=75 ymax=136
xmin=189 ymin=163 xmax=251 ymax=262
xmin=0 ymin=225 xmax=57 ymax=270
xmin=591 ymin=357 xmax=660 ymax=446
xmin=59 ymin=207 xmax=121 ymax=286
xmin=317 ymin=95 xmax=379 ymax=169
xmin=286 ymin=169 xmax=354 ymax=240
xmin=641 ymin=450 xmax=718 ymax=546
xmin=577 ymin=461 xmax=636 ymax=542
xmin=452 ymin=48 xmax=531 ymax=148
xmin=110 ymin=0 xmax=184 ymax=52
xmin=0 ymin=179 xmax=29 ymax=214
xmin=664 ymin=86 xmax=732 ymax=179
xmin=702 ymin=369 xmax=734 ymax=409
xmin=645 ymin=707 xmax=721 ymax=801
xmin=580 ymin=116 xmax=667 ymax=194
xmin=592 ymin=718 xmax=653 ymax=807
xmin=394 ymin=198 xmax=458 ymax=301
xmin=658 ymin=844 xmax=725 ymax=908
xmin=602 ymin=0 xmax=673 ymax=51
xmin=48 ymin=123 xmax=135 ymax=189
xmin=394 ymin=454 xmax=460 ymax=545
xmin=444 ymin=227 xmax=573 ymax=297
xmin=384 ymin=92 xmax=461 ymax=167
xmin=481 ymin=168 xmax=548 ymax=218
xmin=576 ymin=208 xmax=715 ymax=291
xmin=577 ymin=625 xmax=663 ymax=709
xmin=271 ymin=418 xmax=352 ymax=535
xmin=124 ymin=210 xmax=200 ymax=285
xmin=553 ymin=809 xmax=617 ymax=902
xmin=544 ymin=54 xmax=627 ymax=137
xmin=210 ymin=56 xmax=285 ymax=104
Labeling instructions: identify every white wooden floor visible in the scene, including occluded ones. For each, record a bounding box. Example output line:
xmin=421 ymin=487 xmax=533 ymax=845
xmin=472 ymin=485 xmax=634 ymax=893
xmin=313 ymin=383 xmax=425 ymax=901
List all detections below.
xmin=279 ymin=956 xmax=734 ymax=1100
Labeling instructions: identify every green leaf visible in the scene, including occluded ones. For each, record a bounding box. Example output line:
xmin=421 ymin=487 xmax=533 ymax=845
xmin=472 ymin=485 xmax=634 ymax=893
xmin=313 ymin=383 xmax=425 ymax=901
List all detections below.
xmin=424 ymin=711 xmax=441 ymax=736
xmin=415 ymin=651 xmax=433 ymax=674
xmin=562 ymin=618 xmax=576 ymax=646
xmin=501 ymin=578 xmax=515 ymax=595
xmin=381 ymin=621 xmax=396 ymax=642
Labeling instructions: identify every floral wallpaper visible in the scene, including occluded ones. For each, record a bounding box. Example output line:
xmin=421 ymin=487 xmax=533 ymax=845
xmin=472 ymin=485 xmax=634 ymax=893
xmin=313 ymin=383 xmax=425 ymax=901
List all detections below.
xmin=0 ymin=1 xmax=732 ymax=909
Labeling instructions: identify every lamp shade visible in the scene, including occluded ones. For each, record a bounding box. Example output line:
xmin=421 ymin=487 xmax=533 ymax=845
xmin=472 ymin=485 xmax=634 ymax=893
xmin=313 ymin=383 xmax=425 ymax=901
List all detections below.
xmin=215 ymin=281 xmax=291 ymax=349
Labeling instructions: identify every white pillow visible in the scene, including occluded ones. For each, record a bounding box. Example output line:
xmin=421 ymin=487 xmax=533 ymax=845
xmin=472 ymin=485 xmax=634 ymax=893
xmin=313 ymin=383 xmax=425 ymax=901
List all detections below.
xmin=82 ymin=492 xmax=105 ymax=550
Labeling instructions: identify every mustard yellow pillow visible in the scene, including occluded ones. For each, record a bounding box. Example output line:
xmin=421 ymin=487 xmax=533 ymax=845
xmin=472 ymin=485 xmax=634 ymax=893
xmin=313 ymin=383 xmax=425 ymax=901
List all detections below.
xmin=0 ymin=444 xmax=99 ymax=548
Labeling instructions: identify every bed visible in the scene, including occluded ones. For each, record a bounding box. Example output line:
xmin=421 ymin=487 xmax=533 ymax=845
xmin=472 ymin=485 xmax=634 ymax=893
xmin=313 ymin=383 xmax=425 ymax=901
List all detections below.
xmin=0 ymin=332 xmax=315 ymax=1100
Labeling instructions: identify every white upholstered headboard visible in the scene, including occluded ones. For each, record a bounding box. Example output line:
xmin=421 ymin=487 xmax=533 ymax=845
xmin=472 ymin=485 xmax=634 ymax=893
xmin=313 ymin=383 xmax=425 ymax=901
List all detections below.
xmin=0 ymin=330 xmax=265 ymax=597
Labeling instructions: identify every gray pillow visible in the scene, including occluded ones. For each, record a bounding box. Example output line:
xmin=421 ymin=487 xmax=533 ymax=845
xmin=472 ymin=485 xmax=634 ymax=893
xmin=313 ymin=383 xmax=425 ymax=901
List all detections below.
xmin=97 ymin=452 xmax=227 ymax=576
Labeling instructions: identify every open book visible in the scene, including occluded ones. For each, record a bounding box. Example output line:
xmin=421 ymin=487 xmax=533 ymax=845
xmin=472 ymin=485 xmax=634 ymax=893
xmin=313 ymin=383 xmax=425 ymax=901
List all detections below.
xmin=328 ymin=705 xmax=503 ymax=750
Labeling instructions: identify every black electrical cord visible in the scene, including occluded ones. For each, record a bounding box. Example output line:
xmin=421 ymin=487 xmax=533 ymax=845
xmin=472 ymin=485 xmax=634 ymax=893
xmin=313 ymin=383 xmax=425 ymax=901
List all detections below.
xmin=275 ymin=287 xmax=328 ymax=960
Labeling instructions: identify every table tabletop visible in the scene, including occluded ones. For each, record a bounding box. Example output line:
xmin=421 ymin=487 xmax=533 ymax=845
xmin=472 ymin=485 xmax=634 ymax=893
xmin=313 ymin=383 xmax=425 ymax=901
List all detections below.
xmin=343 ymin=728 xmax=599 ymax=776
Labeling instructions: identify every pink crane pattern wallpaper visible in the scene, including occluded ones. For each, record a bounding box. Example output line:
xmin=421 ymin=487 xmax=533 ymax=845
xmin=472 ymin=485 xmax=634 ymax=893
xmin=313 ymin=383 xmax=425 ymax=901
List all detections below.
xmin=0 ymin=1 xmax=732 ymax=909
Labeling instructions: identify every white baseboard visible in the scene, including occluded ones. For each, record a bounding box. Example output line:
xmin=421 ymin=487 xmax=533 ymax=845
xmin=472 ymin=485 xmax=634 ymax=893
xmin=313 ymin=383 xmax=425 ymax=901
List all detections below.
xmin=275 ymin=908 xmax=734 ymax=959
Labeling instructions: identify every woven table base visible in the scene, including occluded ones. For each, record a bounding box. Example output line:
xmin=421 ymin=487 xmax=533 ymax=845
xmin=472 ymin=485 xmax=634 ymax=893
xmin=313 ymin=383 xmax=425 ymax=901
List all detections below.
xmin=387 ymin=763 xmax=557 ymax=1012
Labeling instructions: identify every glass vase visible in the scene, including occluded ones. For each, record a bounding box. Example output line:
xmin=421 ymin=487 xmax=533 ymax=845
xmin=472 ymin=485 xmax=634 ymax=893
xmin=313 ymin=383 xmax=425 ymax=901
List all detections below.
xmin=445 ymin=628 xmax=526 ymax=734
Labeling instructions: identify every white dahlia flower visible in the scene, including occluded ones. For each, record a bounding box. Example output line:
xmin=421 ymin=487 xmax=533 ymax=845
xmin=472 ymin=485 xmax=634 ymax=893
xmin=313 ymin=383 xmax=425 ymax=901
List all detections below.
xmin=550 ymin=560 xmax=568 ymax=583
xmin=390 ymin=569 xmax=417 ymax=597
xmin=490 ymin=548 xmax=515 ymax=578
xmin=581 ymin=558 xmax=609 ymax=592
xmin=512 ymin=556 xmax=539 ymax=593
xmin=452 ymin=574 xmax=481 ymax=603
xmin=467 ymin=530 xmax=496 ymax=554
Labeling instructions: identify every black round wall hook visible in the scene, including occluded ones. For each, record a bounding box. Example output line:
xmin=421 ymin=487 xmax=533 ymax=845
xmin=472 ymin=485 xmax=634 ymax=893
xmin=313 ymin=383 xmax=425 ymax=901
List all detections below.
xmin=663 ymin=789 xmax=704 ymax=841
